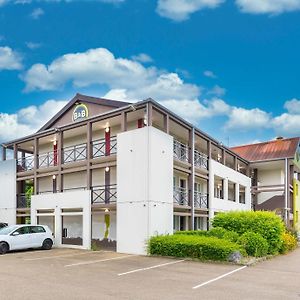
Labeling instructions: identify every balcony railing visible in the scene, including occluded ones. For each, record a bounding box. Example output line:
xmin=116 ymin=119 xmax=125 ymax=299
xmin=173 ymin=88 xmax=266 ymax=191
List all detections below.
xmin=194 ymin=150 xmax=208 ymax=170
xmin=17 ymin=194 xmax=31 ymax=208
xmin=63 ymin=143 xmax=87 ymax=164
xmin=92 ymin=136 xmax=117 ymax=158
xmin=17 ymin=156 xmax=34 ymax=172
xmin=38 ymin=151 xmax=56 ymax=168
xmin=194 ymin=192 xmax=208 ymax=209
xmin=92 ymin=184 xmax=117 ymax=204
xmin=173 ymin=187 xmax=188 ymax=206
xmin=173 ymin=140 xmax=189 ymax=163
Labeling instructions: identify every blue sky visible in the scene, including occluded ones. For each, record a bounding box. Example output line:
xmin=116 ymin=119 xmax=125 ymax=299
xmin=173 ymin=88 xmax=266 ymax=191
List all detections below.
xmin=1 ymin=0 xmax=300 ymax=146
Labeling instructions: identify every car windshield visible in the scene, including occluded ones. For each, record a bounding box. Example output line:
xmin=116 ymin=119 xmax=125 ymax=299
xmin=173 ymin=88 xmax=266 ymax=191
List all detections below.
xmin=0 ymin=225 xmax=19 ymax=235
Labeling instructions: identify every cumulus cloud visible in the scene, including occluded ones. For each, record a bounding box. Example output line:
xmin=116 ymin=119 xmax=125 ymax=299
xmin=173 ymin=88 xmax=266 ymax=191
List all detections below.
xmin=30 ymin=7 xmax=44 ymax=19
xmin=284 ymin=98 xmax=300 ymax=114
xmin=131 ymin=53 xmax=153 ymax=63
xmin=0 ymin=46 xmax=23 ymax=70
xmin=236 ymin=0 xmax=300 ymax=14
xmin=0 ymin=99 xmax=67 ymax=141
xmin=225 ymin=107 xmax=271 ymax=130
xmin=204 ymin=70 xmax=217 ymax=78
xmin=156 ymin=0 xmax=225 ymax=21
xmin=26 ymin=42 xmax=42 ymax=50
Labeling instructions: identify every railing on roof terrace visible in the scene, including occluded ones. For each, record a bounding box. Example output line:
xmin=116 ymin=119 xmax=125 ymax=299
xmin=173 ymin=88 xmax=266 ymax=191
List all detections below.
xmin=194 ymin=191 xmax=208 ymax=209
xmin=194 ymin=150 xmax=208 ymax=170
xmin=92 ymin=136 xmax=117 ymax=158
xmin=63 ymin=143 xmax=87 ymax=164
xmin=17 ymin=156 xmax=34 ymax=172
xmin=173 ymin=187 xmax=188 ymax=206
xmin=91 ymin=184 xmax=117 ymax=204
xmin=173 ymin=140 xmax=189 ymax=163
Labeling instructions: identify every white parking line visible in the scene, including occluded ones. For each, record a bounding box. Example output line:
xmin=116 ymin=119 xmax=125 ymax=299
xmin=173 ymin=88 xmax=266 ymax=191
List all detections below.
xmin=64 ymin=254 xmax=136 ymax=267
xmin=118 ymin=259 xmax=185 ymax=276
xmin=192 ymin=266 xmax=247 ymax=289
xmin=24 ymin=251 xmax=93 ymax=261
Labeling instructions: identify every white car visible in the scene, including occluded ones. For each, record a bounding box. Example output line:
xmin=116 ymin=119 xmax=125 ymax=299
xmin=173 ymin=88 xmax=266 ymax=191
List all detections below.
xmin=0 ymin=225 xmax=54 ymax=254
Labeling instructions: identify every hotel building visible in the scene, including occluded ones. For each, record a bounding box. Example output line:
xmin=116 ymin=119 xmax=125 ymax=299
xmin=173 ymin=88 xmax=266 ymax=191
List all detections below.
xmin=0 ymin=94 xmax=251 ymax=254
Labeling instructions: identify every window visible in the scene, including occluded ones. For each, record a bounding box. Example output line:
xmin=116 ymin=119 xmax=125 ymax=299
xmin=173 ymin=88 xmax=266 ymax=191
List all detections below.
xmin=30 ymin=226 xmax=46 ymax=234
xmin=228 ymin=181 xmax=236 ymax=201
xmin=14 ymin=226 xmax=31 ymax=235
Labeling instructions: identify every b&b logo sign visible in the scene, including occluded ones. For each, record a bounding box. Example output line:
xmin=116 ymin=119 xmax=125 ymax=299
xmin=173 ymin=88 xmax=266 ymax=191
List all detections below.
xmin=72 ymin=104 xmax=89 ymax=122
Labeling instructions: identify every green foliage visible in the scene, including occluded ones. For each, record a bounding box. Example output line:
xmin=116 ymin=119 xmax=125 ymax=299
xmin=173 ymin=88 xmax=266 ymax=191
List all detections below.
xmin=279 ymin=232 xmax=298 ymax=254
xmin=174 ymin=230 xmax=208 ymax=237
xmin=237 ymin=232 xmax=269 ymax=257
xmin=208 ymin=227 xmax=228 ymax=239
xmin=149 ymin=235 xmax=246 ymax=261
xmin=25 ymin=181 xmax=34 ymax=208
xmin=212 ymin=211 xmax=285 ymax=254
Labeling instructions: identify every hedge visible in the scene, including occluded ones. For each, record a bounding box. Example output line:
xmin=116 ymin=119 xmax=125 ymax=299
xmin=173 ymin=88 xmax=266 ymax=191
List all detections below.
xmin=237 ymin=232 xmax=269 ymax=257
xmin=279 ymin=232 xmax=298 ymax=254
xmin=212 ymin=211 xmax=285 ymax=254
xmin=175 ymin=228 xmax=239 ymax=243
xmin=149 ymin=235 xmax=246 ymax=261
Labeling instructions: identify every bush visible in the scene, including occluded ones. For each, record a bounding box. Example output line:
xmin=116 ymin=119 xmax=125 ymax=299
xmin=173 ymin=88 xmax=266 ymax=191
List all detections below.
xmin=279 ymin=232 xmax=298 ymax=254
xmin=208 ymin=227 xmax=228 ymax=239
xmin=212 ymin=211 xmax=285 ymax=254
xmin=174 ymin=230 xmax=209 ymax=237
xmin=237 ymin=232 xmax=269 ymax=257
xmin=149 ymin=235 xmax=246 ymax=262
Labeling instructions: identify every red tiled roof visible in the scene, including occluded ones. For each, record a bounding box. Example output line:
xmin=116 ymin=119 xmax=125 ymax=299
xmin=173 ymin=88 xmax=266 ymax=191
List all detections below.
xmin=231 ymin=137 xmax=300 ymax=162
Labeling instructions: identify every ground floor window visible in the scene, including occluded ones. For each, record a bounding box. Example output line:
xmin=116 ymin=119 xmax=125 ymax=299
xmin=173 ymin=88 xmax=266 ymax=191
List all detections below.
xmin=173 ymin=215 xmax=188 ymax=231
xmin=61 ymin=215 xmax=83 ymax=246
xmin=194 ymin=217 xmax=208 ymax=231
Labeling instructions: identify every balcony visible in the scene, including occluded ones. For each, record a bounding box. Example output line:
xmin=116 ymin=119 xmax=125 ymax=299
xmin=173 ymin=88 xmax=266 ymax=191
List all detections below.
xmin=92 ymin=136 xmax=117 ymax=158
xmin=38 ymin=151 xmax=56 ymax=168
xmin=173 ymin=187 xmax=188 ymax=206
xmin=194 ymin=150 xmax=208 ymax=170
xmin=63 ymin=143 xmax=87 ymax=164
xmin=194 ymin=191 xmax=208 ymax=209
xmin=17 ymin=194 xmax=31 ymax=209
xmin=173 ymin=140 xmax=189 ymax=163
xmin=92 ymin=184 xmax=117 ymax=205
xmin=17 ymin=156 xmax=34 ymax=172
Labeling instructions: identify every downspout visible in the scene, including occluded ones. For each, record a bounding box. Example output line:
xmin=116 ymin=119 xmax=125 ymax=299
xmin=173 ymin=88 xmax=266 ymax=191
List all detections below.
xmin=284 ymin=158 xmax=289 ymax=226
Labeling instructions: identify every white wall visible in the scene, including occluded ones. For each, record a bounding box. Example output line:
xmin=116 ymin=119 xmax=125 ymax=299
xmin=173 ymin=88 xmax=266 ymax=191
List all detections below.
xmin=257 ymin=168 xmax=284 ymax=204
xmin=117 ymin=126 xmax=173 ymax=255
xmin=0 ymin=160 xmax=16 ymax=225
xmin=209 ymin=159 xmax=251 ymax=218
xmin=31 ymin=190 xmax=91 ymax=249
xmin=92 ymin=212 xmax=116 ymax=241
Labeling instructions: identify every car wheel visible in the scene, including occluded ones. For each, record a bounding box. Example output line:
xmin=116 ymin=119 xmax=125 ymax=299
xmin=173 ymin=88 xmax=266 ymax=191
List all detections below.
xmin=42 ymin=239 xmax=53 ymax=250
xmin=0 ymin=242 xmax=9 ymax=255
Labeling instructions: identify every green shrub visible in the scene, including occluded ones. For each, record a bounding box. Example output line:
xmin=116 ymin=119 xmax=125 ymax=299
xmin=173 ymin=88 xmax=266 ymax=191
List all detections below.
xmin=207 ymin=227 xmax=228 ymax=239
xmin=149 ymin=235 xmax=246 ymax=261
xmin=212 ymin=211 xmax=285 ymax=254
xmin=237 ymin=232 xmax=269 ymax=257
xmin=174 ymin=230 xmax=209 ymax=237
xmin=223 ymin=231 xmax=240 ymax=243
xmin=279 ymin=232 xmax=298 ymax=254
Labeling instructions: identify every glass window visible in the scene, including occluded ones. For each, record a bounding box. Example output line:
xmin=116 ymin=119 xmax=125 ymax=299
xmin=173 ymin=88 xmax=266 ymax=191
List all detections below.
xmin=30 ymin=226 xmax=46 ymax=234
xmin=15 ymin=226 xmax=31 ymax=235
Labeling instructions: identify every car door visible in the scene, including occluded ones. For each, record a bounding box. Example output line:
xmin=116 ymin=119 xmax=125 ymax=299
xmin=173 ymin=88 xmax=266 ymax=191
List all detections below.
xmin=29 ymin=226 xmax=47 ymax=248
xmin=9 ymin=226 xmax=31 ymax=250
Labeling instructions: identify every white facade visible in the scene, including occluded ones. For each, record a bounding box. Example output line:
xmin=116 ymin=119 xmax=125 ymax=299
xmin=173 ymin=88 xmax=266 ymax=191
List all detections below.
xmin=117 ymin=126 xmax=174 ymax=255
xmin=0 ymin=160 xmax=16 ymax=225
xmin=31 ymin=190 xmax=91 ymax=249
xmin=209 ymin=159 xmax=251 ymax=218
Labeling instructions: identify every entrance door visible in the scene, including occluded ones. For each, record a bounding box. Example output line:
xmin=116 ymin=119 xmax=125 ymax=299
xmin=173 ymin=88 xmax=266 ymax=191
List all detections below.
xmin=61 ymin=215 xmax=83 ymax=246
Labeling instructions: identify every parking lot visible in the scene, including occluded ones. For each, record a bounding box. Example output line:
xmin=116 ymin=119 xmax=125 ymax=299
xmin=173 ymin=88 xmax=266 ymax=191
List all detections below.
xmin=0 ymin=247 xmax=299 ymax=300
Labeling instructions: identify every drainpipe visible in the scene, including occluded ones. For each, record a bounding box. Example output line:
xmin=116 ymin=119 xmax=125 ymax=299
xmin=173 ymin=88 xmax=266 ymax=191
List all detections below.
xmin=284 ymin=158 xmax=289 ymax=226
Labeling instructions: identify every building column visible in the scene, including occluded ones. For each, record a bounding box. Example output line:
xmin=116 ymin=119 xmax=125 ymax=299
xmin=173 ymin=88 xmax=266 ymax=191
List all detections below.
xmin=34 ymin=138 xmax=38 ymax=195
xmin=121 ymin=112 xmax=127 ymax=132
xmin=87 ymin=122 xmax=92 ymax=190
xmin=188 ymin=128 xmax=195 ymax=230
xmin=224 ymin=178 xmax=229 ymax=201
xmin=57 ymin=131 xmax=63 ymax=193
xmin=284 ymin=158 xmax=289 ymax=226
xmin=235 ymin=183 xmax=239 ymax=203
xmin=2 ymin=146 xmax=6 ymax=161
xmin=164 ymin=114 xmax=169 ymax=134
xmin=146 ymin=103 xmax=153 ymax=127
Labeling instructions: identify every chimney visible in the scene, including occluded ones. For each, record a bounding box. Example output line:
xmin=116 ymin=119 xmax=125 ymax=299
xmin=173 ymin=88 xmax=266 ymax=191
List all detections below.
xmin=276 ymin=136 xmax=284 ymax=140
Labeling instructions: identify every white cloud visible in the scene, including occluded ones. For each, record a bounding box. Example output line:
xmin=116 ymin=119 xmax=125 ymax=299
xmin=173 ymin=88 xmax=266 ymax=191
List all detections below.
xmin=204 ymin=70 xmax=217 ymax=78
xmin=225 ymin=107 xmax=271 ymax=130
xmin=236 ymin=0 xmax=300 ymax=14
xmin=156 ymin=0 xmax=225 ymax=21
xmin=30 ymin=7 xmax=44 ymax=19
xmin=131 ymin=53 xmax=153 ymax=63
xmin=1 ymin=0 xmax=124 ymax=6
xmin=207 ymin=85 xmax=226 ymax=97
xmin=26 ymin=42 xmax=41 ymax=50
xmin=284 ymin=98 xmax=300 ymax=114
xmin=0 ymin=99 xmax=67 ymax=141
xmin=272 ymin=113 xmax=300 ymax=136
xmin=0 ymin=46 xmax=23 ymax=70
